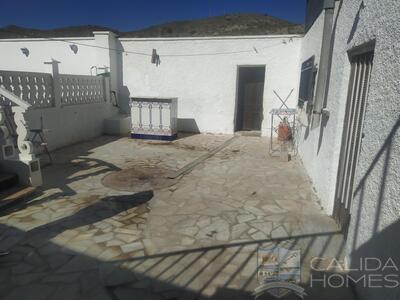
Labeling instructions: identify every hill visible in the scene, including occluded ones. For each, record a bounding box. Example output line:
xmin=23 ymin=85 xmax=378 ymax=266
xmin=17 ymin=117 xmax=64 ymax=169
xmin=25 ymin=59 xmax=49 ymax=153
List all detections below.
xmin=0 ymin=14 xmax=304 ymax=39
xmin=122 ymin=14 xmax=304 ymax=37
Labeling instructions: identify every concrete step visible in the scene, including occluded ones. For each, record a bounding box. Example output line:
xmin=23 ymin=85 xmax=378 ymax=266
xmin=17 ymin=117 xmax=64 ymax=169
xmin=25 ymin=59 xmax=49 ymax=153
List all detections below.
xmin=235 ymin=130 xmax=262 ymax=137
xmin=105 ymin=114 xmax=131 ymax=136
xmin=0 ymin=185 xmax=36 ymax=212
xmin=0 ymin=173 xmax=18 ymax=192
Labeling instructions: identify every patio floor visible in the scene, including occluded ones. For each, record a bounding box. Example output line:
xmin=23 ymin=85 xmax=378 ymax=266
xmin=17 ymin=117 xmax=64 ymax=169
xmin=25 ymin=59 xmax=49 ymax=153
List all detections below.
xmin=0 ymin=134 xmax=356 ymax=299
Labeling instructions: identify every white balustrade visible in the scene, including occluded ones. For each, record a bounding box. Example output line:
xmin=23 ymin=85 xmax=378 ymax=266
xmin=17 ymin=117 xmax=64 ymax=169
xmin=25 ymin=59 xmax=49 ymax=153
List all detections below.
xmin=0 ymin=106 xmax=15 ymax=160
xmin=0 ymin=71 xmax=54 ymax=108
xmin=0 ymin=70 xmax=108 ymax=108
xmin=0 ymin=69 xmax=109 ymax=187
xmin=58 ymin=74 xmax=106 ymax=105
xmin=0 ymin=86 xmax=42 ymax=186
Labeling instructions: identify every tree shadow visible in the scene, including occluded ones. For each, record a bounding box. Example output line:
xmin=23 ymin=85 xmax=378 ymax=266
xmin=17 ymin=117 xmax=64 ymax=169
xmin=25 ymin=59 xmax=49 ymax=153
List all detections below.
xmin=37 ymin=137 xmax=122 ymax=198
xmin=350 ymin=118 xmax=400 ymax=250
xmin=347 ymin=1 xmax=365 ymax=44
xmin=344 ymin=118 xmax=400 ymax=299
xmin=27 ymin=191 xmax=154 ymax=240
xmin=349 ymin=220 xmax=400 ymax=300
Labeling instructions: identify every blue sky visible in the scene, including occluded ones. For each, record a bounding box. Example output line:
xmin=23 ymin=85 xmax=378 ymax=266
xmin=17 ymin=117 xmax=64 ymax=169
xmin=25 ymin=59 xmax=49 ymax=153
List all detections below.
xmin=0 ymin=0 xmax=306 ymax=31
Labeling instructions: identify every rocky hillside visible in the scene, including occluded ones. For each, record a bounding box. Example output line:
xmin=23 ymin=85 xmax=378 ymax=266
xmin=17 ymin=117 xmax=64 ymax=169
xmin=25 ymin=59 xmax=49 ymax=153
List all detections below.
xmin=122 ymin=14 xmax=304 ymax=37
xmin=0 ymin=25 xmax=114 ymax=39
xmin=0 ymin=14 xmax=304 ymax=39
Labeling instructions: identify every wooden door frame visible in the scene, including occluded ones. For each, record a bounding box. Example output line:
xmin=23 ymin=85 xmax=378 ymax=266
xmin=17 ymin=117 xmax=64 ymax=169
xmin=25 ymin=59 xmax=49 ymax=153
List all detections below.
xmin=233 ymin=65 xmax=266 ymax=132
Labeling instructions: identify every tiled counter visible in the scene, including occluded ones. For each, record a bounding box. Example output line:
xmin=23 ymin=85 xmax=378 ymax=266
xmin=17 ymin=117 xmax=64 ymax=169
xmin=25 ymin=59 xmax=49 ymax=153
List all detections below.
xmin=130 ymin=97 xmax=178 ymax=140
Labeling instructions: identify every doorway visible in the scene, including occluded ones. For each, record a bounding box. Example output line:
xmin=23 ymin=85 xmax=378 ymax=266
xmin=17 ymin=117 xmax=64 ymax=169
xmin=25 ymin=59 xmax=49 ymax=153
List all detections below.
xmin=235 ymin=66 xmax=265 ymax=132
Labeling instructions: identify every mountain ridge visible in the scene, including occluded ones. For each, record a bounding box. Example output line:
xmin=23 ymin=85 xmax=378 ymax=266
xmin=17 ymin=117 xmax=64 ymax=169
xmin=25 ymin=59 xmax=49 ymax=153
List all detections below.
xmin=0 ymin=14 xmax=304 ymax=39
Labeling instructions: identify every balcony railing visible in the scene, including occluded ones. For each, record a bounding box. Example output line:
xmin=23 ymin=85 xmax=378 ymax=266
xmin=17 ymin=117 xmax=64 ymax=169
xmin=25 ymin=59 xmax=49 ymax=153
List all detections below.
xmin=0 ymin=69 xmax=110 ymax=187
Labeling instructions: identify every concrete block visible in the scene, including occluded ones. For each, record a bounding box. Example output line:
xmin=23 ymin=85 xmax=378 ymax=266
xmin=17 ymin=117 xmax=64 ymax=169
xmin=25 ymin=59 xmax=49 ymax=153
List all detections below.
xmin=104 ymin=114 xmax=131 ymax=136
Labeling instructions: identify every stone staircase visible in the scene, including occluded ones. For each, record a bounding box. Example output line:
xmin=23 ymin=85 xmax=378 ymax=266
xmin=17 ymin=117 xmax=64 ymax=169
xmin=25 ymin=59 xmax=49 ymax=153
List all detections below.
xmin=0 ymin=172 xmax=36 ymax=212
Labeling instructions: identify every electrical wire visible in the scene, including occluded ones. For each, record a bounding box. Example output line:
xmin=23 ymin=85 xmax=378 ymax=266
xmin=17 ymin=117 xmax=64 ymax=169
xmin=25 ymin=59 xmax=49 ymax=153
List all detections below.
xmin=0 ymin=28 xmax=295 ymax=58
xmin=42 ymin=37 xmax=151 ymax=57
xmin=159 ymin=42 xmax=284 ymax=57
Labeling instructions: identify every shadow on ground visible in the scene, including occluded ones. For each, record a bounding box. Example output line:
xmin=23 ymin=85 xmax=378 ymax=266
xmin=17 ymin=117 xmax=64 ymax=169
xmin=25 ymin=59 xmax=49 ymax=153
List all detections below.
xmin=0 ymin=192 xmax=356 ymax=300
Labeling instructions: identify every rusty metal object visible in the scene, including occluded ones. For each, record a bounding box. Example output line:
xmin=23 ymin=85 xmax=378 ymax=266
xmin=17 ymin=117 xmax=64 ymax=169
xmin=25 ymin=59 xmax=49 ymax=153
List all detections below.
xmin=277 ymin=118 xmax=292 ymax=141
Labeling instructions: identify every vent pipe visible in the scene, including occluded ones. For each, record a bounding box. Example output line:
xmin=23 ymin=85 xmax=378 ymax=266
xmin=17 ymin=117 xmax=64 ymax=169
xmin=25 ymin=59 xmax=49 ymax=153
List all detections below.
xmin=311 ymin=0 xmax=336 ymax=128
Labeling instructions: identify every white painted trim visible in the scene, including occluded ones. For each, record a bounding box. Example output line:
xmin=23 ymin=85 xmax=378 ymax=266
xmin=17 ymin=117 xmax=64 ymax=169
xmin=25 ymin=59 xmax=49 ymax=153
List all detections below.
xmin=0 ymin=37 xmax=95 ymax=42
xmin=93 ymin=31 xmax=118 ymax=37
xmin=0 ymin=34 xmax=303 ymax=43
xmin=118 ymin=34 xmax=304 ymax=42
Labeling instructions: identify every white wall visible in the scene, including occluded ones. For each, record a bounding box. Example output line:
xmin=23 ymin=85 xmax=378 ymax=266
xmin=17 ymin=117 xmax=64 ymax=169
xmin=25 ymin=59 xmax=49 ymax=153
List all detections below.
xmin=333 ymin=1 xmax=400 ymax=300
xmin=119 ymin=35 xmax=302 ymax=135
xmin=0 ymin=34 xmax=302 ymax=136
xmin=299 ymin=1 xmax=400 ymax=299
xmin=0 ymin=35 xmax=120 ymax=150
xmin=0 ymin=38 xmax=118 ymax=185
xmin=301 ymin=11 xmax=325 ymax=65
xmin=296 ymin=10 xmax=344 ymax=214
xmin=0 ymin=38 xmax=97 ymax=75
xmin=26 ymin=103 xmax=115 ymax=151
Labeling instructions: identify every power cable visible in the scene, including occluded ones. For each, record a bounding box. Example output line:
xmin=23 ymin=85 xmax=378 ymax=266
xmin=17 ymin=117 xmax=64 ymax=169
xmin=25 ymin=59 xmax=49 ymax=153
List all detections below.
xmin=0 ymin=28 xmax=297 ymax=58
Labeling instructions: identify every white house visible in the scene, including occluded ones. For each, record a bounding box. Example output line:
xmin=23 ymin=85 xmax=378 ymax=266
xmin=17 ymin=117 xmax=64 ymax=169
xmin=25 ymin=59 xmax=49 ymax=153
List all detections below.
xmin=298 ymin=1 xmax=400 ymax=299
xmin=0 ymin=1 xmax=399 ymax=299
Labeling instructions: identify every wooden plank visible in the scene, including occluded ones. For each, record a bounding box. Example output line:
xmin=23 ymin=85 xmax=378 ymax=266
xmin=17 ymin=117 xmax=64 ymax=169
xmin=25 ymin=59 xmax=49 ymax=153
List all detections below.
xmin=168 ymin=136 xmax=238 ymax=179
xmin=242 ymin=82 xmax=264 ymax=130
xmin=0 ymin=186 xmax=36 ymax=212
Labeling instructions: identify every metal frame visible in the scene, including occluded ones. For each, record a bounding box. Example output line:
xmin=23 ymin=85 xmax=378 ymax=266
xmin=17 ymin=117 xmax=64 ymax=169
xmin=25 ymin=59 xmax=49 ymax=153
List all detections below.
xmin=269 ymin=108 xmax=297 ymax=156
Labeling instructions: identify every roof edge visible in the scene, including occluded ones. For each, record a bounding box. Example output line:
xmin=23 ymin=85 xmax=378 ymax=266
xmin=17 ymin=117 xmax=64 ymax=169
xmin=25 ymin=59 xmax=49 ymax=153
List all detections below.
xmin=0 ymin=36 xmax=96 ymax=42
xmin=119 ymin=34 xmax=304 ymax=42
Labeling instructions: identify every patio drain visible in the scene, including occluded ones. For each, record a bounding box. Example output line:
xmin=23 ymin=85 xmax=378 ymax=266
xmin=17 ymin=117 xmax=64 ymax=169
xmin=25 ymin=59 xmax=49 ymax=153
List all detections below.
xmin=101 ymin=165 xmax=177 ymax=192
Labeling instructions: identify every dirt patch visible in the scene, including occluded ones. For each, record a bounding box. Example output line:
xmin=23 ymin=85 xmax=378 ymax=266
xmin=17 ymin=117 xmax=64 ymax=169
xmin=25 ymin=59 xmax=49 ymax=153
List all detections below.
xmin=135 ymin=139 xmax=210 ymax=152
xmin=102 ymin=166 xmax=178 ymax=192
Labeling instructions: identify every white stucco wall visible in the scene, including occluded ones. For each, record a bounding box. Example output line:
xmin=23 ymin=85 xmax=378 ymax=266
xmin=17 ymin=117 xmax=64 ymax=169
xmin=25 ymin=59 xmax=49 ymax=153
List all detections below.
xmin=297 ymin=2 xmax=352 ymax=215
xmin=334 ymin=1 xmax=400 ymax=300
xmin=0 ymin=38 xmax=97 ymax=75
xmin=300 ymin=11 xmax=325 ymax=66
xmin=296 ymin=11 xmax=340 ymax=213
xmin=119 ymin=35 xmax=302 ymax=135
xmin=299 ymin=1 xmax=400 ymax=299
xmin=0 ymin=36 xmax=119 ymax=150
xmin=25 ymin=103 xmax=115 ymax=151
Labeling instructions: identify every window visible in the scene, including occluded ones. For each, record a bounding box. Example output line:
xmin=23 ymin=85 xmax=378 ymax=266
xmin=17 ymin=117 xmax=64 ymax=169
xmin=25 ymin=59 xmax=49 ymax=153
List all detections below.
xmin=298 ymin=56 xmax=317 ymax=110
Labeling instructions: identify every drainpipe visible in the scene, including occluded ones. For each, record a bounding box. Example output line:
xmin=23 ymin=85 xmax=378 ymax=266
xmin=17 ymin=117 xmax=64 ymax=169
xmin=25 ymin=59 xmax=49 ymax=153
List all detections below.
xmin=311 ymin=0 xmax=336 ymax=129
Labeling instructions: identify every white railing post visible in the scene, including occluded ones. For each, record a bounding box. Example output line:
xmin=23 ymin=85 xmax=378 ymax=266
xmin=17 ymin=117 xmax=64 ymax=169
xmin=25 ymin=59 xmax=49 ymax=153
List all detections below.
xmin=12 ymin=105 xmax=43 ymax=186
xmin=0 ymin=86 xmax=42 ymax=186
xmin=103 ymin=75 xmax=111 ymax=102
xmin=0 ymin=106 xmax=16 ymax=160
xmin=44 ymin=59 xmax=62 ymax=108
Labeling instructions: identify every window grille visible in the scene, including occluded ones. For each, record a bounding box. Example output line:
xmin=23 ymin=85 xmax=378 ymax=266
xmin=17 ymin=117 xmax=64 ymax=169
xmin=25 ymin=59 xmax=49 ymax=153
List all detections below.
xmin=334 ymin=50 xmax=374 ymax=232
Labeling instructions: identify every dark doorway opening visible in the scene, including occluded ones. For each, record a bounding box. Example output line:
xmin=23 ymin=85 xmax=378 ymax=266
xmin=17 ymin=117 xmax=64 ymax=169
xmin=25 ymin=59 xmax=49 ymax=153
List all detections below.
xmin=235 ymin=66 xmax=265 ymax=132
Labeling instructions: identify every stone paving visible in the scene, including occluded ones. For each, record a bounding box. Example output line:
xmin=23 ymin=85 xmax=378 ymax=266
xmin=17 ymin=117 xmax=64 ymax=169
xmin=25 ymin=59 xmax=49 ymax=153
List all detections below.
xmin=0 ymin=134 xmax=356 ymax=299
